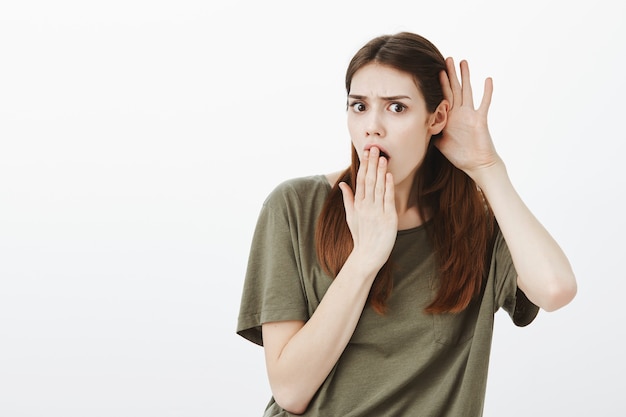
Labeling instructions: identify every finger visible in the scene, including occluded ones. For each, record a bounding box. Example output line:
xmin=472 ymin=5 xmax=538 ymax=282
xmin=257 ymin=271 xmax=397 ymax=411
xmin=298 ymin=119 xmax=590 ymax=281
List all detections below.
xmin=374 ymin=155 xmax=387 ymax=202
xmin=383 ymin=172 xmax=395 ymax=213
xmin=478 ymin=77 xmax=493 ymax=116
xmin=338 ymin=181 xmax=355 ymax=221
xmin=439 ymin=69 xmax=453 ymax=108
xmin=446 ymin=57 xmax=462 ymax=106
xmin=355 ymin=150 xmax=369 ymax=201
xmin=365 ymin=147 xmax=380 ymax=202
xmin=460 ymin=60 xmax=474 ymax=109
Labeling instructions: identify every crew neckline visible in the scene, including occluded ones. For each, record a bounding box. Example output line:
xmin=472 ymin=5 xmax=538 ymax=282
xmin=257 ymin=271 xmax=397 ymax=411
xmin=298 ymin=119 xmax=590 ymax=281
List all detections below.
xmin=397 ymin=221 xmax=431 ymax=235
xmin=318 ymin=174 xmax=431 ymax=236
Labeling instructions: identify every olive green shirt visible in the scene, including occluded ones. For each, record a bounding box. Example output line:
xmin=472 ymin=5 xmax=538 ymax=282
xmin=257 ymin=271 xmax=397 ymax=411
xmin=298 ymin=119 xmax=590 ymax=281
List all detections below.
xmin=237 ymin=175 xmax=538 ymax=417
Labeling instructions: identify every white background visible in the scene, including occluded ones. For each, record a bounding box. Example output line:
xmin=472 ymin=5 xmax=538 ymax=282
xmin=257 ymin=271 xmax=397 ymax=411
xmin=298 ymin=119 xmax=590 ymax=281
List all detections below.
xmin=1 ymin=1 xmax=624 ymax=416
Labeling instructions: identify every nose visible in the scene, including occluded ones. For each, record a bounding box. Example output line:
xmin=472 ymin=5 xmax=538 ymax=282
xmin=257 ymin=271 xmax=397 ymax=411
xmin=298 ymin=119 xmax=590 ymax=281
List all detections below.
xmin=365 ymin=111 xmax=385 ymax=137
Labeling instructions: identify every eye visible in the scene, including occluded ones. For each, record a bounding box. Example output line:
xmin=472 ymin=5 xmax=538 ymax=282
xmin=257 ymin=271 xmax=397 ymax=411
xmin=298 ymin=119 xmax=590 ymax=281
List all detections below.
xmin=389 ymin=103 xmax=406 ymax=113
xmin=349 ymin=102 xmax=366 ymax=113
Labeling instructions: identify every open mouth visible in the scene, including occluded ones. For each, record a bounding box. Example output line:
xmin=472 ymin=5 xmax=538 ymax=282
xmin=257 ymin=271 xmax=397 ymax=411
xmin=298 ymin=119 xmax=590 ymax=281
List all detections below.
xmin=365 ymin=146 xmax=390 ymax=161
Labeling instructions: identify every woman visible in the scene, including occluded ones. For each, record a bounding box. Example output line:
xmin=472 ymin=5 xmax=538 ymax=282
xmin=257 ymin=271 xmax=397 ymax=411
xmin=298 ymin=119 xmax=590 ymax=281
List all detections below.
xmin=237 ymin=32 xmax=576 ymax=416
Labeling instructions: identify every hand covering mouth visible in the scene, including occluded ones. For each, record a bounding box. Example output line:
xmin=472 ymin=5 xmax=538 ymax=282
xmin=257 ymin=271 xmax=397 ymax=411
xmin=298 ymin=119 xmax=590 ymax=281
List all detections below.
xmin=365 ymin=145 xmax=390 ymax=160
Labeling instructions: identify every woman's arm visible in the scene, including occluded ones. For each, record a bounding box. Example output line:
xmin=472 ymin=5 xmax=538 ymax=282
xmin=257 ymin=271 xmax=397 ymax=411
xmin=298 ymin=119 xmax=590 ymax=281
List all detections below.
xmin=471 ymin=160 xmax=577 ymax=311
xmin=436 ymin=58 xmax=577 ymax=311
xmin=263 ymin=147 xmax=398 ymax=414
xmin=263 ymin=253 xmax=377 ymax=414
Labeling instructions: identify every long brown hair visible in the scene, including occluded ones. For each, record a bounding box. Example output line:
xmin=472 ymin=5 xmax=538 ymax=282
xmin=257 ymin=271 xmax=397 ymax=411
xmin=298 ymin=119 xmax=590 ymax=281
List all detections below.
xmin=315 ymin=32 xmax=495 ymax=315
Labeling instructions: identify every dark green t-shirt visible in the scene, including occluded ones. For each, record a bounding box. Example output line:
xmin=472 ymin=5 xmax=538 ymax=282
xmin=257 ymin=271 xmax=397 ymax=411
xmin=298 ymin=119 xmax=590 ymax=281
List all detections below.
xmin=237 ymin=175 xmax=538 ymax=417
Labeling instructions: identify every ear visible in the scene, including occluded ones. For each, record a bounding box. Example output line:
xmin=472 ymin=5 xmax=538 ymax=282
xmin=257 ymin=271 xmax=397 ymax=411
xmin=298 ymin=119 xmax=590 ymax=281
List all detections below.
xmin=427 ymin=99 xmax=449 ymax=135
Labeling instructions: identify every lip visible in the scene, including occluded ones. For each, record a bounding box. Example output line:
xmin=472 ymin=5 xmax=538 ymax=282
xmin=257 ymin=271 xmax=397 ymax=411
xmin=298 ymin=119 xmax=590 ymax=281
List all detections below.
xmin=364 ymin=144 xmax=390 ymax=160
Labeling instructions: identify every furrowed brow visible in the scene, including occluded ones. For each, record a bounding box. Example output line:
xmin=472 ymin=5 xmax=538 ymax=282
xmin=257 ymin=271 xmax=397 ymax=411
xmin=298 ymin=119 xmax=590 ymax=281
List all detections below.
xmin=381 ymin=95 xmax=411 ymax=101
xmin=348 ymin=94 xmax=411 ymax=101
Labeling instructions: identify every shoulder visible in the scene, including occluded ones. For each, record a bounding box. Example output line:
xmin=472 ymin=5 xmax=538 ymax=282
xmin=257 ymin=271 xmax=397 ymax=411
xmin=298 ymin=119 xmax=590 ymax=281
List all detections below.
xmin=256 ymin=175 xmax=331 ymax=235
xmin=263 ymin=174 xmax=331 ymax=208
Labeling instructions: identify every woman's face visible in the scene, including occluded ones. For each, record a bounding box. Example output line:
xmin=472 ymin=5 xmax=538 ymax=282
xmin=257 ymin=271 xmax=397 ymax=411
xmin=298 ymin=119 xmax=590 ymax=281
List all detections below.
xmin=347 ymin=63 xmax=439 ymax=188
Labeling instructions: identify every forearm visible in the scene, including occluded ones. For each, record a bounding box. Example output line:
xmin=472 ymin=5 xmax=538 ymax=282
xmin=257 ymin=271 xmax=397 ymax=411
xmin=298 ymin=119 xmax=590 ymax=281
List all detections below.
xmin=264 ymin=252 xmax=378 ymax=413
xmin=471 ymin=159 xmax=577 ymax=311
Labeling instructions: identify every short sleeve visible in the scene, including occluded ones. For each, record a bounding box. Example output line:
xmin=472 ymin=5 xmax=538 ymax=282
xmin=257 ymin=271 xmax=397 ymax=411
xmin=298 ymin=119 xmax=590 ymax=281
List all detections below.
xmin=236 ymin=185 xmax=309 ymax=346
xmin=491 ymin=227 xmax=539 ymax=327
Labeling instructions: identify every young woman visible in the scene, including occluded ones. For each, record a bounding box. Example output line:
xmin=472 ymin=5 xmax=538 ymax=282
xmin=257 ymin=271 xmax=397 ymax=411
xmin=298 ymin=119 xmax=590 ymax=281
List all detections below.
xmin=237 ymin=32 xmax=577 ymax=416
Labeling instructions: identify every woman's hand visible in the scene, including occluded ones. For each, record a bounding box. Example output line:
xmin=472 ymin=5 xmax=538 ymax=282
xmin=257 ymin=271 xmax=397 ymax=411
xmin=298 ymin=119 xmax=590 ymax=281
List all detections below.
xmin=435 ymin=58 xmax=500 ymax=181
xmin=436 ymin=59 xmax=576 ymax=311
xmin=339 ymin=147 xmax=397 ymax=274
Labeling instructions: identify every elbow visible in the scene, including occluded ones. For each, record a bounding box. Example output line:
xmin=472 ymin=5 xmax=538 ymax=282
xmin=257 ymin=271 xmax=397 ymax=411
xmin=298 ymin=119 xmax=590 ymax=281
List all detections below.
xmin=271 ymin=385 xmax=311 ymax=415
xmin=539 ymin=273 xmax=578 ymax=312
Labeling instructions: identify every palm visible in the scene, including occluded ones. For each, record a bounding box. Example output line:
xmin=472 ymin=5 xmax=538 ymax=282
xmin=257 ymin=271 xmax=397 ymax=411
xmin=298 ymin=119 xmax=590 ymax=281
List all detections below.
xmin=435 ymin=58 xmax=499 ymax=175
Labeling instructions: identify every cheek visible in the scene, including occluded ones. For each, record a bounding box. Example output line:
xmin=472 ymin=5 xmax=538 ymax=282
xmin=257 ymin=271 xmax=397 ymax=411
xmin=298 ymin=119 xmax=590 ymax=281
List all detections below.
xmin=405 ymin=123 xmax=431 ymax=148
xmin=347 ymin=116 xmax=360 ymax=137
xmin=348 ymin=122 xmax=363 ymax=153
xmin=398 ymin=137 xmax=429 ymax=167
xmin=352 ymin=143 xmax=364 ymax=164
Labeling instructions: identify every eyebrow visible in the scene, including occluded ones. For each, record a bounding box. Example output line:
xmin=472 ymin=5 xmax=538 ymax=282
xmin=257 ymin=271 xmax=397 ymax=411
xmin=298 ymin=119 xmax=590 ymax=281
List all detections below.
xmin=348 ymin=94 xmax=412 ymax=101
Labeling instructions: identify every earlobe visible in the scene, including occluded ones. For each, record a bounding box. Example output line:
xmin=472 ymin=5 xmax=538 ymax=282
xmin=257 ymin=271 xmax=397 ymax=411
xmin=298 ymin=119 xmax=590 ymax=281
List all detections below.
xmin=428 ymin=100 xmax=449 ymax=135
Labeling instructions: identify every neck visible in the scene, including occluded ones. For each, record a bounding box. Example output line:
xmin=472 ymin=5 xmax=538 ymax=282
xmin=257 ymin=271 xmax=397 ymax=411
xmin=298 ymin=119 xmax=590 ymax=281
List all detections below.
xmin=394 ymin=178 xmax=425 ymax=230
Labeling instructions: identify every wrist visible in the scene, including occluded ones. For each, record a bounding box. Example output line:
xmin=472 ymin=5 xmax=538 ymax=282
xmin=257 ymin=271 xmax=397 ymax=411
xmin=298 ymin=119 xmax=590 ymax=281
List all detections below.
xmin=465 ymin=157 xmax=508 ymax=191
xmin=343 ymin=251 xmax=382 ymax=285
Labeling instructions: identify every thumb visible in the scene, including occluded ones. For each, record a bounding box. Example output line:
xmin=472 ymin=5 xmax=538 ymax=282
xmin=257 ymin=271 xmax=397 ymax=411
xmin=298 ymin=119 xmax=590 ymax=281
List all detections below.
xmin=338 ymin=181 xmax=354 ymax=220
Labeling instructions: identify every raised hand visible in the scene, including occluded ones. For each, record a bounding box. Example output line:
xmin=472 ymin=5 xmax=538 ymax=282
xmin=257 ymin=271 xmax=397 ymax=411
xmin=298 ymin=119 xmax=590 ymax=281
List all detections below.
xmin=435 ymin=58 xmax=500 ymax=180
xmin=339 ymin=147 xmax=398 ymax=274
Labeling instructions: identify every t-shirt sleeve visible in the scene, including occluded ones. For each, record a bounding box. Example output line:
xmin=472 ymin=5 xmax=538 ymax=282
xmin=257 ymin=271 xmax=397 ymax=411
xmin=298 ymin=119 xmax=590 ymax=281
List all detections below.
xmin=492 ymin=227 xmax=540 ymax=327
xmin=236 ymin=185 xmax=309 ymax=346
